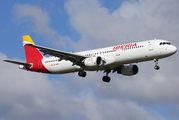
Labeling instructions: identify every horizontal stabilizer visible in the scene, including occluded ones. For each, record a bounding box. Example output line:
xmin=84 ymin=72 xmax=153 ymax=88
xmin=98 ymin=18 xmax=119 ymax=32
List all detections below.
xmin=4 ymin=60 xmax=32 ymax=68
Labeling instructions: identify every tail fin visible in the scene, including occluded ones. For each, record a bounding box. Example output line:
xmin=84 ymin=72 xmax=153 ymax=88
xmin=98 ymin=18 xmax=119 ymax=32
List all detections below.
xmin=23 ymin=35 xmax=43 ymax=63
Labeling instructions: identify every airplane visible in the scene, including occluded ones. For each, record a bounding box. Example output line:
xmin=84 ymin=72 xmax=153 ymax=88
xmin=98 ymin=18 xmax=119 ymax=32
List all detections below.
xmin=4 ymin=35 xmax=177 ymax=82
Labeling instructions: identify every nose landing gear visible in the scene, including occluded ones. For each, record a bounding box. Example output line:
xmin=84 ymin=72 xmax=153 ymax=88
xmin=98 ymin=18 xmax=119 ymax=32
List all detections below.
xmin=154 ymin=59 xmax=160 ymax=70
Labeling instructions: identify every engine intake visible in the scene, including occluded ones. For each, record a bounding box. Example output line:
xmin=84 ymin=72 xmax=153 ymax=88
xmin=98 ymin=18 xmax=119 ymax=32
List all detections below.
xmin=96 ymin=56 xmax=102 ymax=66
xmin=118 ymin=64 xmax=139 ymax=76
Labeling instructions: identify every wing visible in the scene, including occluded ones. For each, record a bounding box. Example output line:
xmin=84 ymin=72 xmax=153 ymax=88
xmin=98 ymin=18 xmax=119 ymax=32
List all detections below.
xmin=4 ymin=60 xmax=32 ymax=68
xmin=26 ymin=44 xmax=87 ymax=66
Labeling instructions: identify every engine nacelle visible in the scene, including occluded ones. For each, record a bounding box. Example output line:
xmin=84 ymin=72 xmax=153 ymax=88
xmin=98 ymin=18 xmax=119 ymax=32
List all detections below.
xmin=118 ymin=64 xmax=139 ymax=76
xmin=84 ymin=56 xmax=103 ymax=67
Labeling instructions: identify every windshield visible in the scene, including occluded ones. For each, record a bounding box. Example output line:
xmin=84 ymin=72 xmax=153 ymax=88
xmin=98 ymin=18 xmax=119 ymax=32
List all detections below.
xmin=159 ymin=42 xmax=171 ymax=45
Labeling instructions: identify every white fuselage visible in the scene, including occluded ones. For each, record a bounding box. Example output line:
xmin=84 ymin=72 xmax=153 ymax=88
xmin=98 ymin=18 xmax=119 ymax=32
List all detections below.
xmin=42 ymin=39 xmax=177 ymax=74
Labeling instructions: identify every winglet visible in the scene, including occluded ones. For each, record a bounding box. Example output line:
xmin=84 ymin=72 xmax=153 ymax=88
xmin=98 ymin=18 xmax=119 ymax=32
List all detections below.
xmin=22 ymin=35 xmax=35 ymax=45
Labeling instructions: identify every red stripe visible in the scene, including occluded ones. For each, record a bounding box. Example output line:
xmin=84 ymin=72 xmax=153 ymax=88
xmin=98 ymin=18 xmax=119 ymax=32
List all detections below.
xmin=24 ymin=45 xmax=43 ymax=63
xmin=26 ymin=59 xmax=51 ymax=73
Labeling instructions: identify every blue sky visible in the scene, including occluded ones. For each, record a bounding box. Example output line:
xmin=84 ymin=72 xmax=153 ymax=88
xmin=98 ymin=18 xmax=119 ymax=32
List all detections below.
xmin=0 ymin=0 xmax=179 ymax=120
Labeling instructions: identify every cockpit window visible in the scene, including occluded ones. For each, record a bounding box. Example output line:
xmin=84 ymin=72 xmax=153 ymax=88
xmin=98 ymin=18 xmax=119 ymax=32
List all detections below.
xmin=159 ymin=42 xmax=171 ymax=45
xmin=166 ymin=42 xmax=171 ymax=45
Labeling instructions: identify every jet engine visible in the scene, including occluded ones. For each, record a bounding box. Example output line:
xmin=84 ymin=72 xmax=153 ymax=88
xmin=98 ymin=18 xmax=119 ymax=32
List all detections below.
xmin=84 ymin=56 xmax=103 ymax=67
xmin=118 ymin=64 xmax=139 ymax=76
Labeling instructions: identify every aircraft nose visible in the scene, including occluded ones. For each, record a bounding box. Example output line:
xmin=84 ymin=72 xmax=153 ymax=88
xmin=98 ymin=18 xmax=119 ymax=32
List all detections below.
xmin=171 ymin=45 xmax=177 ymax=54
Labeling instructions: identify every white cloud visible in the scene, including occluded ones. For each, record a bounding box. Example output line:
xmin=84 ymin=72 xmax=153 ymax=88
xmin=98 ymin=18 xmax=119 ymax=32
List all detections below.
xmin=12 ymin=4 xmax=72 ymax=50
xmin=8 ymin=0 xmax=179 ymax=119
xmin=65 ymin=0 xmax=179 ymax=51
xmin=64 ymin=0 xmax=179 ymax=119
xmin=1 ymin=51 xmax=166 ymax=120
xmin=13 ymin=4 xmax=56 ymax=38
xmin=77 ymin=91 xmax=165 ymax=120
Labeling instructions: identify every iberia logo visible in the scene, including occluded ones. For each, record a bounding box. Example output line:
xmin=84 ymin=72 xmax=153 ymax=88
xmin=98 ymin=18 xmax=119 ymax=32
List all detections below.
xmin=113 ymin=43 xmax=137 ymax=50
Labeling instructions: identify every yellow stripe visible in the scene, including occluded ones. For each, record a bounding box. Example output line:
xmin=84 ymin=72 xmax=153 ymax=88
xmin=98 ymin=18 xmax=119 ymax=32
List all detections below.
xmin=22 ymin=35 xmax=35 ymax=45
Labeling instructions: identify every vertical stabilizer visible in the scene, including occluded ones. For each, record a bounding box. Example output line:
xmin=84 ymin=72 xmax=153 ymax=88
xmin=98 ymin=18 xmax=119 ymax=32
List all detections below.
xmin=22 ymin=35 xmax=43 ymax=63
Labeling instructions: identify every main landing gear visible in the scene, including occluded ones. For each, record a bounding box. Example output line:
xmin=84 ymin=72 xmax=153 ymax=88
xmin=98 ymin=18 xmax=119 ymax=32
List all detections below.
xmin=154 ymin=59 xmax=160 ymax=70
xmin=78 ymin=69 xmax=111 ymax=83
xmin=102 ymin=76 xmax=110 ymax=83
xmin=78 ymin=70 xmax=87 ymax=77
xmin=102 ymin=70 xmax=111 ymax=83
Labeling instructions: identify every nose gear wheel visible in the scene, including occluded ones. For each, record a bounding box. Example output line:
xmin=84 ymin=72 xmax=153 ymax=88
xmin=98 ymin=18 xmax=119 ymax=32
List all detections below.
xmin=154 ymin=59 xmax=160 ymax=70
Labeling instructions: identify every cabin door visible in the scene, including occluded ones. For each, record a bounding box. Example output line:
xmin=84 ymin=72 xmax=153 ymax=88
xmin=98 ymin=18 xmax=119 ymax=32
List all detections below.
xmin=116 ymin=49 xmax=120 ymax=56
xmin=148 ymin=40 xmax=155 ymax=51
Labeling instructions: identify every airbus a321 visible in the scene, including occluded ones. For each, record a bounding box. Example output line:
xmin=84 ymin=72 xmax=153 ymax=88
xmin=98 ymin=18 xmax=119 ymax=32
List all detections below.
xmin=4 ymin=35 xmax=177 ymax=82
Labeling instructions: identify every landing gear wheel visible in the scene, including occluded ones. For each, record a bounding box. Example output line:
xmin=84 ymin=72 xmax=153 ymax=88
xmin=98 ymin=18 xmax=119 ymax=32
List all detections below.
xmin=82 ymin=71 xmax=86 ymax=77
xmin=78 ymin=70 xmax=83 ymax=76
xmin=154 ymin=66 xmax=160 ymax=70
xmin=154 ymin=59 xmax=160 ymax=70
xmin=78 ymin=71 xmax=87 ymax=77
xmin=102 ymin=76 xmax=110 ymax=83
